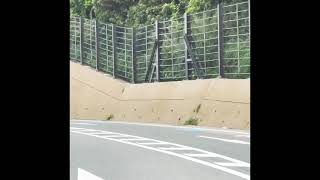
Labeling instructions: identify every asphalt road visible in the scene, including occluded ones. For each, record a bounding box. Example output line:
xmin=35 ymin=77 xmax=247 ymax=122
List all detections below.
xmin=70 ymin=120 xmax=250 ymax=180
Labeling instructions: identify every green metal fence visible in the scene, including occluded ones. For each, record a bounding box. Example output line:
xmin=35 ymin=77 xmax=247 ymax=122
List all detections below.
xmin=223 ymin=2 xmax=250 ymax=78
xmin=96 ymin=22 xmax=114 ymax=75
xmin=70 ymin=1 xmax=250 ymax=84
xmin=70 ymin=17 xmax=81 ymax=62
xmin=187 ymin=8 xmax=220 ymax=80
xmin=135 ymin=24 xmax=156 ymax=83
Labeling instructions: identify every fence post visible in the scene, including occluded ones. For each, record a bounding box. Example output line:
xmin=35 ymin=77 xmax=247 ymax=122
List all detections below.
xmin=184 ymin=13 xmax=189 ymax=80
xmin=203 ymin=11 xmax=207 ymax=76
xmin=112 ymin=24 xmax=117 ymax=78
xmin=73 ymin=17 xmax=77 ymax=60
xmin=106 ymin=24 xmax=109 ymax=71
xmin=155 ymin=20 xmax=160 ymax=82
xmin=125 ymin=28 xmax=127 ymax=78
xmin=248 ymin=0 xmax=250 ymax=37
xmin=95 ymin=19 xmax=99 ymax=71
xmin=145 ymin=26 xmax=148 ymax=80
xmin=132 ymin=28 xmax=136 ymax=83
xmin=217 ymin=0 xmax=225 ymax=78
xmin=236 ymin=4 xmax=240 ymax=73
xmin=248 ymin=0 xmax=251 ymax=60
xmin=79 ymin=17 xmax=84 ymax=65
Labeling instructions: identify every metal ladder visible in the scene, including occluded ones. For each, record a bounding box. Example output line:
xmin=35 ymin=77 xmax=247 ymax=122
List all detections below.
xmin=145 ymin=39 xmax=159 ymax=82
xmin=184 ymin=34 xmax=204 ymax=79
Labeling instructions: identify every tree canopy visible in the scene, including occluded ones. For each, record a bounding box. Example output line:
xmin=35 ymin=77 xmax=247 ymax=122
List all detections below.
xmin=70 ymin=0 xmax=246 ymax=26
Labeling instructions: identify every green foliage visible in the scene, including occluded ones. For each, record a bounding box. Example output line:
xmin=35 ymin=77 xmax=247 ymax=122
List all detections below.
xmin=70 ymin=0 xmax=85 ymax=17
xmin=70 ymin=0 xmax=94 ymax=18
xmin=105 ymin=114 xmax=114 ymax=120
xmin=70 ymin=0 xmax=188 ymax=26
xmin=186 ymin=0 xmax=215 ymax=13
xmin=71 ymin=0 xmax=248 ymax=26
xmin=184 ymin=117 xmax=199 ymax=125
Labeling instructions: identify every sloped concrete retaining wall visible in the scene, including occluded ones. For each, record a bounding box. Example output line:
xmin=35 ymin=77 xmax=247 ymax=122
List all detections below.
xmin=70 ymin=61 xmax=250 ymax=129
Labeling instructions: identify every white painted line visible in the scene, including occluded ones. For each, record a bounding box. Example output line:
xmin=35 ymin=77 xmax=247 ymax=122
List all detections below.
xmin=72 ymin=123 xmax=96 ymax=125
xmin=214 ymin=162 xmax=250 ymax=167
xmin=70 ymin=127 xmax=85 ymax=130
xmin=158 ymin=147 xmax=192 ymax=151
xmin=71 ymin=129 xmax=250 ymax=167
xmin=70 ymin=120 xmax=249 ymax=135
xmin=76 ymin=129 xmax=101 ymax=133
xmin=120 ymin=138 xmax=149 ymax=141
xmin=199 ymin=136 xmax=250 ymax=145
xmin=78 ymin=168 xmax=103 ymax=180
xmin=138 ymin=142 xmax=168 ymax=145
xmin=71 ymin=131 xmax=117 ymax=136
xmin=235 ymin=134 xmax=250 ymax=138
xmin=184 ymin=153 xmax=219 ymax=157
xmin=95 ymin=135 xmax=128 ymax=138
xmin=87 ymin=132 xmax=115 ymax=135
xmin=71 ymin=127 xmax=250 ymax=180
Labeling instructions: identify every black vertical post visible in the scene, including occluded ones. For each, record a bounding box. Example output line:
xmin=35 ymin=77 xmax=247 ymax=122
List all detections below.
xmin=112 ymin=24 xmax=117 ymax=78
xmin=95 ymin=20 xmax=99 ymax=71
xmin=217 ymin=0 xmax=225 ymax=78
xmin=132 ymin=28 xmax=136 ymax=83
xmin=184 ymin=13 xmax=189 ymax=80
xmin=79 ymin=17 xmax=84 ymax=65
xmin=155 ymin=20 xmax=160 ymax=82
xmin=106 ymin=24 xmax=109 ymax=71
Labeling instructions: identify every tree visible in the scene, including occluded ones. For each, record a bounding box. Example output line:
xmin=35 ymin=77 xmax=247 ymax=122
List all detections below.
xmin=70 ymin=0 xmax=94 ymax=18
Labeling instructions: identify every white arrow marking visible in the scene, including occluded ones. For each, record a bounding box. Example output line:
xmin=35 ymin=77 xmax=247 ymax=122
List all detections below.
xmin=78 ymin=168 xmax=104 ymax=180
xmin=199 ymin=136 xmax=250 ymax=145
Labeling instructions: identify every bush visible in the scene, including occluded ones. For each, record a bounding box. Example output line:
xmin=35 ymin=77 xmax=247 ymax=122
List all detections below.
xmin=105 ymin=114 xmax=114 ymax=120
xmin=184 ymin=117 xmax=199 ymax=125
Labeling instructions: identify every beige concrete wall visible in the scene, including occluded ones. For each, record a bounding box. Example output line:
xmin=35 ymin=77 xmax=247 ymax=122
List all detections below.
xmin=70 ymin=61 xmax=250 ymax=129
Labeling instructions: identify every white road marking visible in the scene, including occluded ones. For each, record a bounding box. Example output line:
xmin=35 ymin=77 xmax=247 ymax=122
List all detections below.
xmin=78 ymin=168 xmax=103 ymax=180
xmin=138 ymin=142 xmax=168 ymax=145
xmin=215 ymin=162 xmax=249 ymax=167
xmin=184 ymin=153 xmax=219 ymax=157
xmin=119 ymin=138 xmax=149 ymax=141
xmin=235 ymin=134 xmax=250 ymax=138
xmin=98 ymin=135 xmax=131 ymax=138
xmin=199 ymin=136 xmax=250 ymax=145
xmin=76 ymin=129 xmax=102 ymax=133
xmin=71 ymin=127 xmax=84 ymax=129
xmin=158 ymin=147 xmax=192 ymax=150
xmin=72 ymin=123 xmax=96 ymax=126
xmin=71 ymin=127 xmax=250 ymax=180
xmin=88 ymin=132 xmax=115 ymax=135
xmin=70 ymin=120 xmax=249 ymax=135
